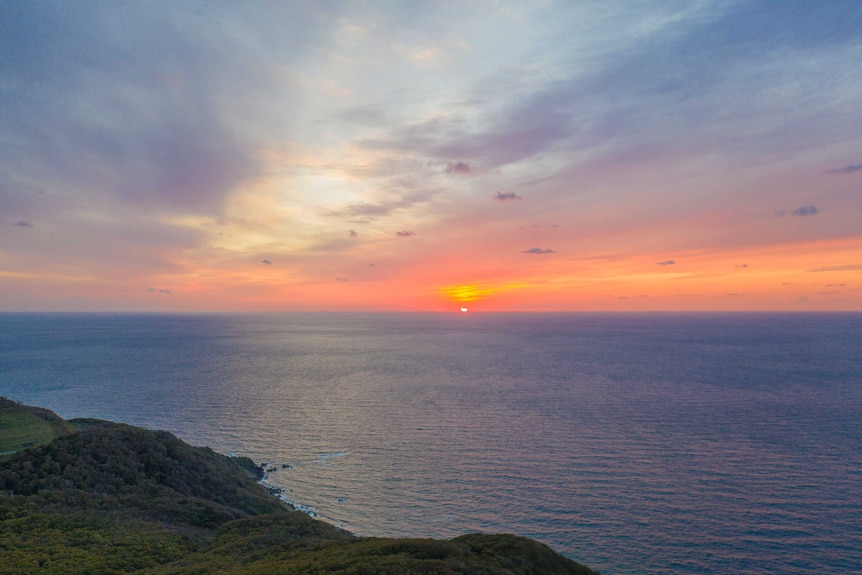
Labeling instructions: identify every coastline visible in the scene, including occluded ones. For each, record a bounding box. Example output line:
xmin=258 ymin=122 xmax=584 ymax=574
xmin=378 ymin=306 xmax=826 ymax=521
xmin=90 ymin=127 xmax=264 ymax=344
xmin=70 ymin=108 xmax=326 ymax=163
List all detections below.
xmin=1 ymin=400 xmax=598 ymax=574
xmin=258 ymin=463 xmax=321 ymax=520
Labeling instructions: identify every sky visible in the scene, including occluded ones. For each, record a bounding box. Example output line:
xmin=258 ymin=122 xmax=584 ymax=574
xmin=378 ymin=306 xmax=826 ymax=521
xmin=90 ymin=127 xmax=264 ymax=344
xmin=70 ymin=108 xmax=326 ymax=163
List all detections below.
xmin=1 ymin=0 xmax=861 ymax=312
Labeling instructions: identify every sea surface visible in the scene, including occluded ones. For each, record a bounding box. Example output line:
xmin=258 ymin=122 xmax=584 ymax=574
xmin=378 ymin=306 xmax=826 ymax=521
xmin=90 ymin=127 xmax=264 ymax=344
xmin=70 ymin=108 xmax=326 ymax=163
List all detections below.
xmin=0 ymin=312 xmax=860 ymax=574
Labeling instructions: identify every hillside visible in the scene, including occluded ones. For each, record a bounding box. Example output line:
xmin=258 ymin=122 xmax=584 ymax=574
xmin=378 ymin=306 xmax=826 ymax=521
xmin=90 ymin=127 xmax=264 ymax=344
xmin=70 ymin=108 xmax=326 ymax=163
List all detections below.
xmin=0 ymin=399 xmax=598 ymax=574
xmin=0 ymin=397 xmax=75 ymax=454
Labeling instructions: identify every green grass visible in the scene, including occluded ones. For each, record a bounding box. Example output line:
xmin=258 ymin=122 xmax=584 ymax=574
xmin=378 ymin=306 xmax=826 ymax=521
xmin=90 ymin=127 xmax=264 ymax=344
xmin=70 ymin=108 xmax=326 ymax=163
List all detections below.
xmin=0 ymin=399 xmax=74 ymax=454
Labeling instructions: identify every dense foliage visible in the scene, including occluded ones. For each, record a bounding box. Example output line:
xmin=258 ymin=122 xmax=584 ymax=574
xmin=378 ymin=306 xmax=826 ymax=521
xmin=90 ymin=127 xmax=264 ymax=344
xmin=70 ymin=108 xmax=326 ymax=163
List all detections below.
xmin=0 ymin=399 xmax=597 ymax=574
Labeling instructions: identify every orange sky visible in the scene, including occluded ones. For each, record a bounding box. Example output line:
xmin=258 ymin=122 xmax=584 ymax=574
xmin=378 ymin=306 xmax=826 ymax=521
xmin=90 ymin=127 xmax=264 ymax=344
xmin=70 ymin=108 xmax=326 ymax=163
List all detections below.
xmin=2 ymin=2 xmax=861 ymax=312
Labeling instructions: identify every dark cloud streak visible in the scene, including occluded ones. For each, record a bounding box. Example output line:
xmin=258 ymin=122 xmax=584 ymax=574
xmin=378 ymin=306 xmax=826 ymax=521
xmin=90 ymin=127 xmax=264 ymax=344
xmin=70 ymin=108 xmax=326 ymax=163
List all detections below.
xmin=828 ymin=163 xmax=862 ymax=174
xmin=445 ymin=161 xmax=474 ymax=175
xmin=494 ymin=191 xmax=522 ymax=201
xmin=809 ymin=264 xmax=862 ymax=272
xmin=792 ymin=205 xmax=818 ymax=216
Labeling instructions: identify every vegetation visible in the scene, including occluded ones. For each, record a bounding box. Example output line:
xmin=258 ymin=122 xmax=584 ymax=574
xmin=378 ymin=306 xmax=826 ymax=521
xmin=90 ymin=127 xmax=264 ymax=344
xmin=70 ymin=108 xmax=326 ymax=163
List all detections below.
xmin=0 ymin=398 xmax=598 ymax=574
xmin=0 ymin=398 xmax=74 ymax=454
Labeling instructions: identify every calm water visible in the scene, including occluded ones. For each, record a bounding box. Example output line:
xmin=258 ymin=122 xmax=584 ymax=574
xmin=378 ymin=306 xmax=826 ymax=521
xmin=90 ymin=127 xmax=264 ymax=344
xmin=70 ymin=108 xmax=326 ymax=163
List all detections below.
xmin=0 ymin=312 xmax=860 ymax=574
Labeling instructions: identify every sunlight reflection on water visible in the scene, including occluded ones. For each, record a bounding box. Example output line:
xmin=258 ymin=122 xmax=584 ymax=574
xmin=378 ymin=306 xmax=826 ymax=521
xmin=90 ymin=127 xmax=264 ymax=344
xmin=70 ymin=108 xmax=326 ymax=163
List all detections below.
xmin=1 ymin=312 xmax=860 ymax=575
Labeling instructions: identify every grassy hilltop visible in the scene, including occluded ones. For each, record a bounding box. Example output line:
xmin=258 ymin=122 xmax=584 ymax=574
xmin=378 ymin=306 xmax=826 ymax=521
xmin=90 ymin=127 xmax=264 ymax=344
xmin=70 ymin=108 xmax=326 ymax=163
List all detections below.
xmin=0 ymin=398 xmax=75 ymax=454
xmin=0 ymin=398 xmax=598 ymax=574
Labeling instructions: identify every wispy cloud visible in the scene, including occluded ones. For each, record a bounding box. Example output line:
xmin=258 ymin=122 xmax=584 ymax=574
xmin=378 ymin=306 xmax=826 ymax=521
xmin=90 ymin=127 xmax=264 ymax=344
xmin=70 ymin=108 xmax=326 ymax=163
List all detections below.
xmin=332 ymin=104 xmax=390 ymax=127
xmin=396 ymin=230 xmax=416 ymax=237
xmin=0 ymin=2 xmax=272 ymax=218
xmin=14 ymin=220 xmax=33 ymax=228
xmin=358 ymin=90 xmax=572 ymax=171
xmin=330 ymin=189 xmax=438 ymax=219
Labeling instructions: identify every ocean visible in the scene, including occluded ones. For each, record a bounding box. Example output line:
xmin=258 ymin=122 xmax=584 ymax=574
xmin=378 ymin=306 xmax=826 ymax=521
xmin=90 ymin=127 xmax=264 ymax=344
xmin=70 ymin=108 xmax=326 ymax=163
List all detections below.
xmin=0 ymin=312 xmax=860 ymax=574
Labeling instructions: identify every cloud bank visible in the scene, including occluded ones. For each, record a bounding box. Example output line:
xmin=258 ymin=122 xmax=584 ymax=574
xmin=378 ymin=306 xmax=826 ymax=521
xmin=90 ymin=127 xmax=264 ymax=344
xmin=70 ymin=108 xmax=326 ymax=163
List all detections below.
xmin=2 ymin=2 xmax=861 ymax=311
